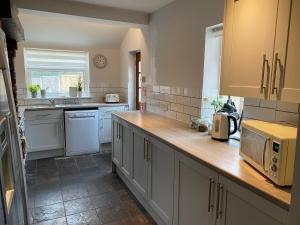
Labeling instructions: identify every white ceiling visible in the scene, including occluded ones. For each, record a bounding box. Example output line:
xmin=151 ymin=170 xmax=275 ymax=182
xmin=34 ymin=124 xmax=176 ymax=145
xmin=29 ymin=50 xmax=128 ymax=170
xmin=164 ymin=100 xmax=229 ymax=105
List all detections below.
xmin=70 ymin=0 xmax=175 ymax=13
xmin=18 ymin=11 xmax=130 ymax=48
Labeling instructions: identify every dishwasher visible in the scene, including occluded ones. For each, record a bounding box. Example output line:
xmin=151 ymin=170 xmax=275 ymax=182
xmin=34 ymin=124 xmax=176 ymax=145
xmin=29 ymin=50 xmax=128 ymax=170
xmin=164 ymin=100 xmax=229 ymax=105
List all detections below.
xmin=65 ymin=109 xmax=100 ymax=156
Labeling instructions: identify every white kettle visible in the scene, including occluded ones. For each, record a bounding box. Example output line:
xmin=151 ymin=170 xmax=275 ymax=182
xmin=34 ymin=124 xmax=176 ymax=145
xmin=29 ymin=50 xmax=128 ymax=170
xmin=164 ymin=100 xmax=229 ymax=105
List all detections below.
xmin=211 ymin=112 xmax=238 ymax=141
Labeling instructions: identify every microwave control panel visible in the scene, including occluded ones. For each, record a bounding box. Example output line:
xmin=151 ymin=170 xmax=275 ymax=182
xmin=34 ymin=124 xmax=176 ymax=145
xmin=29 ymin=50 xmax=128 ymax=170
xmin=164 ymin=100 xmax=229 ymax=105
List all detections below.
xmin=270 ymin=141 xmax=280 ymax=177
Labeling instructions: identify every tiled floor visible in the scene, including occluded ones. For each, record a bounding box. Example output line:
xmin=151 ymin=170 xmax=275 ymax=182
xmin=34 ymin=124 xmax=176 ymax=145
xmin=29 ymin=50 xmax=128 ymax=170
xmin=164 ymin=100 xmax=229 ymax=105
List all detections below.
xmin=25 ymin=151 xmax=157 ymax=225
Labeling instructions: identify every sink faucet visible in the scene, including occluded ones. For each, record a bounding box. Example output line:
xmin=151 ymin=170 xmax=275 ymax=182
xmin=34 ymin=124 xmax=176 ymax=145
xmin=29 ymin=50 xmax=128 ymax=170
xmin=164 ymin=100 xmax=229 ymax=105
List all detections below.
xmin=48 ymin=99 xmax=56 ymax=106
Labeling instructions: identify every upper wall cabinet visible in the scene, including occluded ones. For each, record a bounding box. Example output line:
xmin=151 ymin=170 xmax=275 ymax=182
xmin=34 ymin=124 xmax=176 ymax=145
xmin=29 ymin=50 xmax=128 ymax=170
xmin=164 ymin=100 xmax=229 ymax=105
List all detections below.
xmin=221 ymin=0 xmax=300 ymax=103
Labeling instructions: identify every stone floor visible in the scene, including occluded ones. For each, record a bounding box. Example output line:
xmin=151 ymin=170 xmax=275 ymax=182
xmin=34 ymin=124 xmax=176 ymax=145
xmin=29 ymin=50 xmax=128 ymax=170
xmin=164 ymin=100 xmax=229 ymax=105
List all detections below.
xmin=25 ymin=151 xmax=157 ymax=225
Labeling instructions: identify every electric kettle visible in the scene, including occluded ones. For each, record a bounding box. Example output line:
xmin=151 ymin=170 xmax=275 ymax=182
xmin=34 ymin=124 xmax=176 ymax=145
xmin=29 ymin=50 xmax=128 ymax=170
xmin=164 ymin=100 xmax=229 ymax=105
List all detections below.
xmin=211 ymin=112 xmax=238 ymax=141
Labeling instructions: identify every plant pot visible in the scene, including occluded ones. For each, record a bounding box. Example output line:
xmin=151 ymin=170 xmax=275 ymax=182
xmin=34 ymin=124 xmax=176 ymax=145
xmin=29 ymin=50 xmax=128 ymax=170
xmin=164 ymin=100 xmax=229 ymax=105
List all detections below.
xmin=31 ymin=92 xmax=37 ymax=98
xmin=41 ymin=89 xmax=46 ymax=98
xmin=77 ymin=91 xmax=82 ymax=97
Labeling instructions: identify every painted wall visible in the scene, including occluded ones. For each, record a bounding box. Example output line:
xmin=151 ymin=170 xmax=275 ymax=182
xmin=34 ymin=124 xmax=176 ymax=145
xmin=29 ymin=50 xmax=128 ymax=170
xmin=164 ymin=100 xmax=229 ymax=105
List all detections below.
xmin=120 ymin=28 xmax=150 ymax=110
xmin=15 ymin=42 xmax=124 ymax=105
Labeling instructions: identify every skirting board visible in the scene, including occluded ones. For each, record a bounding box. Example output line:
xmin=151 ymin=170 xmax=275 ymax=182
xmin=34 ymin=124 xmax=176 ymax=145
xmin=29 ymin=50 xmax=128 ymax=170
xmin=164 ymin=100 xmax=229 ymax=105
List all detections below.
xmin=116 ymin=167 xmax=166 ymax=225
xmin=26 ymin=149 xmax=64 ymax=160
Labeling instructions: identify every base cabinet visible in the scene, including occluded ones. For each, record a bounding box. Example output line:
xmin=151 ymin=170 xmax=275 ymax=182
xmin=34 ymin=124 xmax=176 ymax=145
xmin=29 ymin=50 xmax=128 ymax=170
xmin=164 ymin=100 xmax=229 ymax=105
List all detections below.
xmin=112 ymin=117 xmax=288 ymax=225
xmin=120 ymin=121 xmax=133 ymax=179
xmin=148 ymin=137 xmax=175 ymax=225
xmin=173 ymin=152 xmax=218 ymax=225
xmin=217 ymin=176 xmax=288 ymax=225
xmin=132 ymin=128 xmax=148 ymax=199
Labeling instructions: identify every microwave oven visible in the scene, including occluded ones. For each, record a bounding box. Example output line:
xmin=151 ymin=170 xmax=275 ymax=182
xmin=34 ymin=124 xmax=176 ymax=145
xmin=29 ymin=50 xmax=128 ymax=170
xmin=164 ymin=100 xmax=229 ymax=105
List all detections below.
xmin=240 ymin=120 xmax=297 ymax=186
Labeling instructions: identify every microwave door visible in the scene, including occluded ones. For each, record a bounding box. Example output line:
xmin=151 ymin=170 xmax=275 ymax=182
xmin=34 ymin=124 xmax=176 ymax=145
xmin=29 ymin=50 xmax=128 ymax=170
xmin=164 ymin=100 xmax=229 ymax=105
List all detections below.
xmin=240 ymin=127 xmax=270 ymax=172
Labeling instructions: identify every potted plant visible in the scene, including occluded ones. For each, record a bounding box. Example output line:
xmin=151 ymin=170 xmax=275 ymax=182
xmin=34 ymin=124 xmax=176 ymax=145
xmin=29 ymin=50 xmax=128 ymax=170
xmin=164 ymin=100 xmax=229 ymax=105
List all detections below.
xmin=77 ymin=79 xmax=83 ymax=97
xmin=27 ymin=84 xmax=40 ymax=98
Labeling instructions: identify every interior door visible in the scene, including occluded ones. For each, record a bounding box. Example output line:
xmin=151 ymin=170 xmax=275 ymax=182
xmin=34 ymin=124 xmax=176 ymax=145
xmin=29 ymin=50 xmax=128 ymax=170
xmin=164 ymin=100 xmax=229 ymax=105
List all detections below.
xmin=132 ymin=128 xmax=148 ymax=199
xmin=278 ymin=0 xmax=300 ymax=102
xmin=148 ymin=137 xmax=175 ymax=225
xmin=173 ymin=152 xmax=218 ymax=225
xmin=221 ymin=0 xmax=278 ymax=99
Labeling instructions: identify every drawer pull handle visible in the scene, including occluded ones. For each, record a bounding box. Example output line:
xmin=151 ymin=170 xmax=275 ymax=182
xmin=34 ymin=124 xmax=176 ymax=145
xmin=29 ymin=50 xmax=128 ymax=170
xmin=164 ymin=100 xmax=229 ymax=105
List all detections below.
xmin=208 ymin=178 xmax=215 ymax=212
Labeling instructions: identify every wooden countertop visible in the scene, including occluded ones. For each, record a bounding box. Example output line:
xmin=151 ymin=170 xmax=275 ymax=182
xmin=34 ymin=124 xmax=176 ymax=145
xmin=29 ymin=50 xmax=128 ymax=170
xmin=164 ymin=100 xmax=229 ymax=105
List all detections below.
xmin=113 ymin=111 xmax=292 ymax=210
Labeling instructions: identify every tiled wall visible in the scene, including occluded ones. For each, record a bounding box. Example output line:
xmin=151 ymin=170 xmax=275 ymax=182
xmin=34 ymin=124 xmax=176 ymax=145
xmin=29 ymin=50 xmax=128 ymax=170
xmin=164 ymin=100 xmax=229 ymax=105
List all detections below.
xmin=145 ymin=85 xmax=202 ymax=124
xmin=16 ymin=84 xmax=128 ymax=106
xmin=243 ymin=98 xmax=299 ymax=127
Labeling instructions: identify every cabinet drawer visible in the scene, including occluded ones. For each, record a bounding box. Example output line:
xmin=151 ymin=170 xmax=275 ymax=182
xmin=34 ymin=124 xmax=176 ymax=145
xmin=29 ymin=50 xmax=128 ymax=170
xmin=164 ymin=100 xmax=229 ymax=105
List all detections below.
xmin=100 ymin=106 xmax=125 ymax=118
xmin=25 ymin=110 xmax=63 ymax=121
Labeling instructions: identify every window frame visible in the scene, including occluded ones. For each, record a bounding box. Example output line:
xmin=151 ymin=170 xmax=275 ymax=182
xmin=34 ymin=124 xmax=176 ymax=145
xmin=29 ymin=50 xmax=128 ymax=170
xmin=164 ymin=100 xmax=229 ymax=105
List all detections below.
xmin=24 ymin=48 xmax=90 ymax=97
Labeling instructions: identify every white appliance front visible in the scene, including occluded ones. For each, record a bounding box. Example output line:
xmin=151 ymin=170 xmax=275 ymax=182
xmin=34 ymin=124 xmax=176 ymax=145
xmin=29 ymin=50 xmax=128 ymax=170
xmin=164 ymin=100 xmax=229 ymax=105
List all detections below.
xmin=65 ymin=110 xmax=100 ymax=156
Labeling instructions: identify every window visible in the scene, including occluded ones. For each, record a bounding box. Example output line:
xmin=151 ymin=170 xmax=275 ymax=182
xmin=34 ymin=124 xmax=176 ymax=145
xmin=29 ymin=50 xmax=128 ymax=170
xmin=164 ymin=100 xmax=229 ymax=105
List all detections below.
xmin=202 ymin=24 xmax=243 ymax=122
xmin=135 ymin=52 xmax=142 ymax=110
xmin=24 ymin=48 xmax=89 ymax=96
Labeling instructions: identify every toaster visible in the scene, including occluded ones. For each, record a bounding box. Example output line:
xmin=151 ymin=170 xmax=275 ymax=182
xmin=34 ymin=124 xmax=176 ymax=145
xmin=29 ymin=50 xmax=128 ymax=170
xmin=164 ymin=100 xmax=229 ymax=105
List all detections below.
xmin=105 ymin=94 xmax=120 ymax=103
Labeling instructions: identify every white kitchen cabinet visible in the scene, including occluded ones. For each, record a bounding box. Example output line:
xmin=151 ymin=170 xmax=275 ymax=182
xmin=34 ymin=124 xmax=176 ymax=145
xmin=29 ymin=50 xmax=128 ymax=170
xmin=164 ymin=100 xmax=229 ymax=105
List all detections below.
xmin=221 ymin=0 xmax=278 ymax=99
xmin=148 ymin=137 xmax=175 ymax=225
xmin=173 ymin=152 xmax=218 ymax=225
xmin=216 ymin=176 xmax=288 ymax=225
xmin=26 ymin=119 xmax=64 ymax=153
xmin=120 ymin=121 xmax=133 ymax=179
xmin=221 ymin=0 xmax=300 ymax=103
xmin=112 ymin=119 xmax=122 ymax=166
xmin=132 ymin=127 xmax=148 ymax=199
xmin=275 ymin=0 xmax=300 ymax=102
xmin=24 ymin=110 xmax=64 ymax=153
xmin=99 ymin=106 xmax=128 ymax=144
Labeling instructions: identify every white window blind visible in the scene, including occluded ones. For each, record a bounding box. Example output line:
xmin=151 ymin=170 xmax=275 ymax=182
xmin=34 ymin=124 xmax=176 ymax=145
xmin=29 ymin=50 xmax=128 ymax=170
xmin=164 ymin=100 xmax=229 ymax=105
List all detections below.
xmin=24 ymin=48 xmax=89 ymax=95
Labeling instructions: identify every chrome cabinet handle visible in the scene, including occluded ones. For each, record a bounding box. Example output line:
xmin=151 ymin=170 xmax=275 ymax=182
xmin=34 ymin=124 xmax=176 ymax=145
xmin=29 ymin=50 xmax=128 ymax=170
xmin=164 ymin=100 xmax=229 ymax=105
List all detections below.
xmin=208 ymin=178 xmax=215 ymax=212
xmin=272 ymin=53 xmax=282 ymax=95
xmin=217 ymin=184 xmax=224 ymax=219
xmin=144 ymin=139 xmax=147 ymax=161
xmin=260 ymin=54 xmax=270 ymax=94
xmin=147 ymin=140 xmax=151 ymax=161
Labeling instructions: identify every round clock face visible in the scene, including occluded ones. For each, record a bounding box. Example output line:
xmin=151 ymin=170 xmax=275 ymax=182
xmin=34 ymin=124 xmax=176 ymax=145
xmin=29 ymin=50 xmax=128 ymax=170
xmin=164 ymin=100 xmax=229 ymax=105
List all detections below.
xmin=93 ymin=54 xmax=107 ymax=69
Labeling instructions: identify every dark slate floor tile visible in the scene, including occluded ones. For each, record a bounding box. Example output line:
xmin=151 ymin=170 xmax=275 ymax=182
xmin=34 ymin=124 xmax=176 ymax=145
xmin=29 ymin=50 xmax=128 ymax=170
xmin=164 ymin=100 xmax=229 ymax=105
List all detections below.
xmin=37 ymin=158 xmax=57 ymax=170
xmin=32 ymin=202 xmax=65 ymax=224
xmin=121 ymin=200 xmax=145 ymax=217
xmin=90 ymin=192 xmax=120 ymax=209
xmin=62 ymin=183 xmax=89 ymax=201
xmin=66 ymin=210 xmax=101 ymax=225
xmin=34 ymin=217 xmax=67 ymax=225
xmin=96 ymin=205 xmax=130 ymax=224
xmin=122 ymin=214 xmax=156 ymax=225
xmin=87 ymin=181 xmax=113 ymax=196
xmin=34 ymin=190 xmax=63 ymax=207
xmin=64 ymin=197 xmax=93 ymax=216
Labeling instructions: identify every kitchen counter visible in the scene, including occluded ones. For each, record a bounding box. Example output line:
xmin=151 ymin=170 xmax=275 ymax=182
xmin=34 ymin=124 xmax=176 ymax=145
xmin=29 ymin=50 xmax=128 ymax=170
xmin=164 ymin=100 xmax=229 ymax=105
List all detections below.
xmin=18 ymin=102 xmax=129 ymax=117
xmin=112 ymin=111 xmax=292 ymax=210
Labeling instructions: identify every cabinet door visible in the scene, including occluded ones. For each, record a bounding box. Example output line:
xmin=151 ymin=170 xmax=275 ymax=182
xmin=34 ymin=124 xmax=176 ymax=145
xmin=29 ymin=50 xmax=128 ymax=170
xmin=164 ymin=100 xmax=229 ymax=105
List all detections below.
xmin=132 ymin=128 xmax=148 ymax=199
xmin=221 ymin=0 xmax=278 ymax=99
xmin=121 ymin=122 xmax=133 ymax=179
xmin=173 ymin=152 xmax=218 ymax=225
xmin=216 ymin=176 xmax=288 ymax=225
xmin=276 ymin=0 xmax=300 ymax=102
xmin=26 ymin=119 xmax=64 ymax=152
xmin=101 ymin=117 xmax=112 ymax=143
xmin=112 ymin=120 xmax=122 ymax=166
xmin=148 ymin=137 xmax=175 ymax=225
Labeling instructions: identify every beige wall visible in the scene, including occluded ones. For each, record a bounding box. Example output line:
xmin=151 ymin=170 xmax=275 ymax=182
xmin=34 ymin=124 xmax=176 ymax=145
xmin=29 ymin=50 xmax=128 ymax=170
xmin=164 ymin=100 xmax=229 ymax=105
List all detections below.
xmin=120 ymin=28 xmax=150 ymax=109
xmin=16 ymin=42 xmax=121 ymax=88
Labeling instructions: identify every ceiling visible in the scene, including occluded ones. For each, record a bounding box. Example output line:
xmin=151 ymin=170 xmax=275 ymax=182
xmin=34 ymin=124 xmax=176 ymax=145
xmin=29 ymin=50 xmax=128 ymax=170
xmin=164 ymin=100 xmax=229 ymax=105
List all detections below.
xmin=18 ymin=11 xmax=130 ymax=48
xmin=69 ymin=0 xmax=175 ymax=13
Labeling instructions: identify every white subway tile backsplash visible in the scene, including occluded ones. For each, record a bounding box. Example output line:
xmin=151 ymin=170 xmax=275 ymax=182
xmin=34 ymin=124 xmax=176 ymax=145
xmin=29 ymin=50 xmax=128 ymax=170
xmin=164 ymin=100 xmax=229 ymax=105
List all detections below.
xmin=176 ymin=112 xmax=191 ymax=124
xmin=260 ymin=100 xmax=277 ymax=109
xmin=170 ymin=103 xmax=184 ymax=113
xmin=176 ymin=96 xmax=191 ymax=106
xmin=244 ymin=98 xmax=260 ymax=106
xmin=276 ymin=101 xmax=299 ymax=113
xmin=275 ymin=111 xmax=299 ymax=126
xmin=183 ymin=106 xmax=200 ymax=117
xmin=184 ymin=88 xmax=201 ymax=98
xmin=243 ymin=106 xmax=276 ymax=122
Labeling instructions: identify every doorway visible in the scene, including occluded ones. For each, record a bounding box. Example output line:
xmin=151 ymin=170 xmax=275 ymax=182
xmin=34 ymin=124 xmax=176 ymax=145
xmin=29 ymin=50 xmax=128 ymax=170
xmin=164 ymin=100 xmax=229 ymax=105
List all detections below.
xmin=135 ymin=52 xmax=141 ymax=110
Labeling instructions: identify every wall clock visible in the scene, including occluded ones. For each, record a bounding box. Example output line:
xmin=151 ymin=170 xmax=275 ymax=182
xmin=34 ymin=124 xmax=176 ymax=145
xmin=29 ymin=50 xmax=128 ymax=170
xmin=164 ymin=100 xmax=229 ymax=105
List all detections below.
xmin=93 ymin=54 xmax=107 ymax=69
